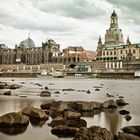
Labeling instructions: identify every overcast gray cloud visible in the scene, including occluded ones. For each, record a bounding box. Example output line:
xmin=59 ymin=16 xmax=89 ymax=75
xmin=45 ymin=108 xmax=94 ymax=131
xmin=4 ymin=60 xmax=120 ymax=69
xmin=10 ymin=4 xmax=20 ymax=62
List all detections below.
xmin=0 ymin=0 xmax=140 ymax=50
xmin=106 ymin=0 xmax=140 ymax=24
xmin=31 ymin=0 xmax=104 ymax=19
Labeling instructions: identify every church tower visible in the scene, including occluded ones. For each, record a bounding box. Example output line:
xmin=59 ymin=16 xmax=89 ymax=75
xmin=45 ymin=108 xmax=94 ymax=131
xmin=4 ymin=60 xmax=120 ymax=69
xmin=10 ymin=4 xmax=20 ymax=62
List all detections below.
xmin=96 ymin=35 xmax=103 ymax=51
xmin=126 ymin=36 xmax=131 ymax=44
xmin=105 ymin=10 xmax=124 ymax=46
xmin=110 ymin=10 xmax=118 ymax=28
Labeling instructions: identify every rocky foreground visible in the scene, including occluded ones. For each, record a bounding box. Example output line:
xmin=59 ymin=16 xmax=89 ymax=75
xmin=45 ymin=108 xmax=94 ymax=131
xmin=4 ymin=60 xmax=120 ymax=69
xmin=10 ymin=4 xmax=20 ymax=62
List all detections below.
xmin=0 ymin=99 xmax=139 ymax=140
xmin=0 ymin=80 xmax=140 ymax=139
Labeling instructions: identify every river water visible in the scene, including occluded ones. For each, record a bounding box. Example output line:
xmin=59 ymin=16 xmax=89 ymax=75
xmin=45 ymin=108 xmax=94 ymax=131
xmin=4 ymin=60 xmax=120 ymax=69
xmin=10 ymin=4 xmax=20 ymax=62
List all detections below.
xmin=0 ymin=77 xmax=140 ymax=140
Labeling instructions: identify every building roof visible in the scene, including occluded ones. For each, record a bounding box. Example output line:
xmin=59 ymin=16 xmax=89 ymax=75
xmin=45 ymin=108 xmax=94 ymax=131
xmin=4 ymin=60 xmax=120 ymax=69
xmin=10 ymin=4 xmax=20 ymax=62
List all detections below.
xmin=103 ymin=43 xmax=140 ymax=50
xmin=111 ymin=10 xmax=117 ymax=17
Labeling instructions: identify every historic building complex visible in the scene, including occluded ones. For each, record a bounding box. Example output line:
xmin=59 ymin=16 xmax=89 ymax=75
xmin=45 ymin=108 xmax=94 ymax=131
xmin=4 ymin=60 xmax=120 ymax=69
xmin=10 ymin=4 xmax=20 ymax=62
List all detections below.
xmin=0 ymin=37 xmax=61 ymax=64
xmin=96 ymin=10 xmax=140 ymax=61
xmin=0 ymin=37 xmax=95 ymax=65
xmin=0 ymin=10 xmax=140 ymax=67
xmin=52 ymin=46 xmax=96 ymax=64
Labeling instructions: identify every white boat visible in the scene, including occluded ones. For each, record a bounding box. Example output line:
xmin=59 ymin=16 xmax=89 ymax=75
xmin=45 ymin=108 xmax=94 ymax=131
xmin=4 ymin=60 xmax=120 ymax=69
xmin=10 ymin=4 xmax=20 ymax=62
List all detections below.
xmin=36 ymin=69 xmax=48 ymax=78
xmin=41 ymin=70 xmax=48 ymax=76
xmin=52 ymin=69 xmax=64 ymax=78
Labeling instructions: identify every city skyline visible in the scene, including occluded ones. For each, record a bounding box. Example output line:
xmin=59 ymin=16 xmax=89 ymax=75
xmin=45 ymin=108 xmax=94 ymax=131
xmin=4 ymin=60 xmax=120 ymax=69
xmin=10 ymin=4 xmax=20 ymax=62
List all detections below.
xmin=0 ymin=0 xmax=140 ymax=51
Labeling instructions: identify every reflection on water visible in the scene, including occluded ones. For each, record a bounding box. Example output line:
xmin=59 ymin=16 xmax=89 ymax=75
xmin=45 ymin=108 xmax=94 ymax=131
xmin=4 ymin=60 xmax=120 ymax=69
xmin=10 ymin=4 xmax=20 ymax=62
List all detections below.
xmin=104 ymin=109 xmax=121 ymax=134
xmin=0 ymin=127 xmax=27 ymax=135
xmin=0 ymin=78 xmax=140 ymax=140
xmin=29 ymin=119 xmax=47 ymax=127
xmin=81 ymin=109 xmax=101 ymax=117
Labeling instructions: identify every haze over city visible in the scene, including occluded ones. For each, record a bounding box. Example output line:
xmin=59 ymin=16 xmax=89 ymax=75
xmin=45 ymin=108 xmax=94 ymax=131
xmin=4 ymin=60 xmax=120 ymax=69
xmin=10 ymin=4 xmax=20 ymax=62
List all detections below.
xmin=0 ymin=0 xmax=140 ymax=50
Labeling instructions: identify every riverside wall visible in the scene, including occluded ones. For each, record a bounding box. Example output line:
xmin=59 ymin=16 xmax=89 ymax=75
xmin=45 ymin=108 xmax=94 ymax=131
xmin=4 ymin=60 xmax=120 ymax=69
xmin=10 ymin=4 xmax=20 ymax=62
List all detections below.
xmin=0 ymin=60 xmax=140 ymax=78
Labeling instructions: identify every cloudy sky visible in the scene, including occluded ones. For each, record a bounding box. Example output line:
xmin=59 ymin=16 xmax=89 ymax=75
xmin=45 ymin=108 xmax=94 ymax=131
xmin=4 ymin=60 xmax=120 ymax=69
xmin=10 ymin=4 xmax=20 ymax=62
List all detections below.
xmin=0 ymin=0 xmax=140 ymax=51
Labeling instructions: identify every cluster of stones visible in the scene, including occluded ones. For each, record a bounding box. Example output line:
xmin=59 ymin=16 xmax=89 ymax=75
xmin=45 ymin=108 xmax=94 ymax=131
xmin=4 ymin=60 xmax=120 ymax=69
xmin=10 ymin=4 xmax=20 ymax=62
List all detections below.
xmin=0 ymin=99 xmax=139 ymax=139
xmin=0 ymin=81 xmax=139 ymax=139
xmin=0 ymin=107 xmax=48 ymax=135
xmin=0 ymin=81 xmax=22 ymax=96
xmin=39 ymin=99 xmax=139 ymax=139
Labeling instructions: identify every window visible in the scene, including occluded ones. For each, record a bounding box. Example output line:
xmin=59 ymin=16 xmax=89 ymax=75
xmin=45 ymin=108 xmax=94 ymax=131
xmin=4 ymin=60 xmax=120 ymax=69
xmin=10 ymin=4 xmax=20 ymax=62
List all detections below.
xmin=129 ymin=50 xmax=131 ymax=53
xmin=103 ymin=52 xmax=105 ymax=56
xmin=120 ymin=50 xmax=123 ymax=54
xmin=126 ymin=50 xmax=127 ymax=54
xmin=133 ymin=49 xmax=135 ymax=53
xmin=110 ymin=51 xmax=112 ymax=55
xmin=107 ymin=51 xmax=109 ymax=55
xmin=114 ymin=51 xmax=116 ymax=55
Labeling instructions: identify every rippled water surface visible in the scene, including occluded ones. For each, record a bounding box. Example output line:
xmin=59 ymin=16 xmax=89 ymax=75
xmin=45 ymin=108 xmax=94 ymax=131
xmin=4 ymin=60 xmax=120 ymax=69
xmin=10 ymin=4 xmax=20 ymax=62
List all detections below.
xmin=0 ymin=77 xmax=140 ymax=140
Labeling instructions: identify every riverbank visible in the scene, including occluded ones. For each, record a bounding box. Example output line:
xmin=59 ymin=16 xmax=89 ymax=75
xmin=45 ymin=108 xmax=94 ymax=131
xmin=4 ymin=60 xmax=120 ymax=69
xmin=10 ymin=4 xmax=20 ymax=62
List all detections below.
xmin=0 ymin=71 xmax=136 ymax=79
xmin=0 ymin=78 xmax=140 ymax=140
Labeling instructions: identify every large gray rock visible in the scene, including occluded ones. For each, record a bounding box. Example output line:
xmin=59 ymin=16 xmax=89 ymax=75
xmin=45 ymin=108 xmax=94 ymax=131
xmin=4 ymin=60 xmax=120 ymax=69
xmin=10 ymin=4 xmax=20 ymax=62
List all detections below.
xmin=0 ymin=126 xmax=27 ymax=135
xmin=64 ymin=110 xmax=81 ymax=120
xmin=118 ymin=132 xmax=140 ymax=140
xmin=57 ymin=101 xmax=70 ymax=112
xmin=0 ymin=112 xmax=29 ymax=128
xmin=116 ymin=99 xmax=129 ymax=106
xmin=67 ymin=119 xmax=87 ymax=128
xmin=119 ymin=110 xmax=130 ymax=115
xmin=9 ymin=84 xmax=21 ymax=90
xmin=0 ymin=82 xmax=7 ymax=89
xmin=124 ymin=114 xmax=132 ymax=121
xmin=22 ymin=107 xmax=48 ymax=120
xmin=76 ymin=101 xmax=101 ymax=112
xmin=122 ymin=126 xmax=140 ymax=137
xmin=49 ymin=115 xmax=66 ymax=127
xmin=40 ymin=100 xmax=55 ymax=110
xmin=40 ymin=91 xmax=51 ymax=97
xmin=3 ymin=91 xmax=11 ymax=96
xmin=74 ymin=126 xmax=113 ymax=140
xmin=41 ymin=101 xmax=71 ymax=114
xmin=51 ymin=125 xmax=79 ymax=137
xmin=102 ymin=100 xmax=117 ymax=109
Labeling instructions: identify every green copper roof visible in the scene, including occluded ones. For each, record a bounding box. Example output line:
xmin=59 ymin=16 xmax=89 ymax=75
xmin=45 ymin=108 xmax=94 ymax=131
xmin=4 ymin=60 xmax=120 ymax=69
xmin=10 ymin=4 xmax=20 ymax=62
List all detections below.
xmin=103 ymin=43 xmax=140 ymax=50
xmin=103 ymin=44 xmax=124 ymax=50
xmin=133 ymin=43 xmax=140 ymax=47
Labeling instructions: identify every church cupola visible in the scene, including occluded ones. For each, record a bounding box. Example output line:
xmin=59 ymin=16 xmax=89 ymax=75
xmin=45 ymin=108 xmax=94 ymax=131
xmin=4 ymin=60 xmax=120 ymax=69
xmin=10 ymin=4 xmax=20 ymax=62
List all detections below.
xmin=104 ymin=10 xmax=124 ymax=45
xmin=110 ymin=10 xmax=118 ymax=28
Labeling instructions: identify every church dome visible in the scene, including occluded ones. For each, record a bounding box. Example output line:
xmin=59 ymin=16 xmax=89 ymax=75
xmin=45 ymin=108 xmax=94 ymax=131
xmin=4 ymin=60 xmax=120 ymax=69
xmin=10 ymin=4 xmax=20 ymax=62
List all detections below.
xmin=19 ymin=37 xmax=35 ymax=48
xmin=24 ymin=37 xmax=35 ymax=48
xmin=104 ymin=10 xmax=124 ymax=45
xmin=105 ymin=27 xmax=124 ymax=45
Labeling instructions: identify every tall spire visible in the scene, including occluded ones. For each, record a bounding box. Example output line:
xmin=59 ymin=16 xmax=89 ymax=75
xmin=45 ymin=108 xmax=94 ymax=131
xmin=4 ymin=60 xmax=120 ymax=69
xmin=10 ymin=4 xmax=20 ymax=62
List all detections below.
xmin=126 ymin=36 xmax=131 ymax=44
xmin=98 ymin=35 xmax=102 ymax=45
xmin=110 ymin=10 xmax=118 ymax=28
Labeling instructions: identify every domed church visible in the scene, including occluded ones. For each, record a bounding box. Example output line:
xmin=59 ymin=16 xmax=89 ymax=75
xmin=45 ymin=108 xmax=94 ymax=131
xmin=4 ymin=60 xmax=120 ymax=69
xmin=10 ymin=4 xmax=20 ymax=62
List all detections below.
xmin=19 ymin=34 xmax=35 ymax=48
xmin=105 ymin=10 xmax=124 ymax=45
xmin=0 ymin=35 xmax=61 ymax=64
xmin=96 ymin=10 xmax=140 ymax=61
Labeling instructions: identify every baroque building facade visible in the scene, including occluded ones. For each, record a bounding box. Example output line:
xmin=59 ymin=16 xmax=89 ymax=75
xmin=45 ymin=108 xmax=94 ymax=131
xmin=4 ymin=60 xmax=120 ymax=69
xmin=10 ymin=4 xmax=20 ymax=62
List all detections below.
xmin=0 ymin=34 xmax=96 ymax=65
xmin=0 ymin=37 xmax=61 ymax=64
xmin=96 ymin=10 xmax=140 ymax=61
xmin=52 ymin=46 xmax=96 ymax=64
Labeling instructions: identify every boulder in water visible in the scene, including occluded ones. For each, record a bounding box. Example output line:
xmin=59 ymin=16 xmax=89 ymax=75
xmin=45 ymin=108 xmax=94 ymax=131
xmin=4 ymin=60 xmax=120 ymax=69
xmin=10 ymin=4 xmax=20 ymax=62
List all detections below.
xmin=22 ymin=107 xmax=48 ymax=121
xmin=0 ymin=112 xmax=29 ymax=128
xmin=73 ymin=125 xmax=113 ymax=140
xmin=40 ymin=91 xmax=51 ymax=97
